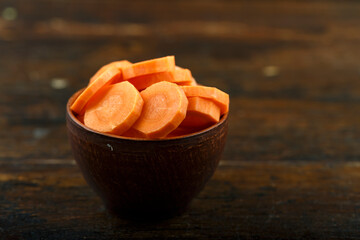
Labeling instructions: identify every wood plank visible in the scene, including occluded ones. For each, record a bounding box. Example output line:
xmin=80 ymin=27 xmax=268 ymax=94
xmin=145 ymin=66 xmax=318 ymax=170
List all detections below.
xmin=2 ymin=0 xmax=360 ymax=24
xmin=1 ymin=0 xmax=360 ymax=102
xmin=226 ymin=98 xmax=360 ymax=161
xmin=1 ymin=160 xmax=360 ymax=239
xmin=0 ymin=96 xmax=359 ymax=162
xmin=1 ymin=17 xmax=360 ymax=102
xmin=1 ymin=0 xmax=360 ymax=41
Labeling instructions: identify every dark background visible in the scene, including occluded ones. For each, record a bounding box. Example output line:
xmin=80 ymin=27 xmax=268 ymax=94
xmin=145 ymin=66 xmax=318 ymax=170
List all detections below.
xmin=1 ymin=0 xmax=360 ymax=239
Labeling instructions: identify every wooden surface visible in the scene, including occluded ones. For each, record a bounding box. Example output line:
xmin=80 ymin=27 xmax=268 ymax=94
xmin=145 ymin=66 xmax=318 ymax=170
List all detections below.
xmin=1 ymin=0 xmax=360 ymax=239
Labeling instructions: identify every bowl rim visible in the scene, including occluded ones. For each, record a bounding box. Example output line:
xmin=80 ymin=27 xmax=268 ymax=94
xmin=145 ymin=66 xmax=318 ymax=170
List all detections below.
xmin=66 ymin=88 xmax=228 ymax=142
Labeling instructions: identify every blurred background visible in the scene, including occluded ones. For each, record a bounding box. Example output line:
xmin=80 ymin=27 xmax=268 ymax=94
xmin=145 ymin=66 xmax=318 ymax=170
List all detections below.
xmin=1 ymin=0 xmax=359 ymax=163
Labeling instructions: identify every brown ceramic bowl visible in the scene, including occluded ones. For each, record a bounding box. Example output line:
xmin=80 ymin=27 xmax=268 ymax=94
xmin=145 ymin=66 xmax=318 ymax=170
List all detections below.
xmin=66 ymin=89 xmax=228 ymax=220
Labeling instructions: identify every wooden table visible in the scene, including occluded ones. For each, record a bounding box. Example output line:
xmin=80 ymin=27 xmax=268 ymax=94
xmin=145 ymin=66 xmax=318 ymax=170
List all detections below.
xmin=1 ymin=1 xmax=360 ymax=239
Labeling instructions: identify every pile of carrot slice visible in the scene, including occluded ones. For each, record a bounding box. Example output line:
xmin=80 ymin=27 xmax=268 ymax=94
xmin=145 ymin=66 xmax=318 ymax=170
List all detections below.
xmin=70 ymin=56 xmax=229 ymax=139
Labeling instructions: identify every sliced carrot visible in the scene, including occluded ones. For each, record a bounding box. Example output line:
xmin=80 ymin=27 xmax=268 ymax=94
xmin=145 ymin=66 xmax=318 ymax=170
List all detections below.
xmin=181 ymin=85 xmax=229 ymax=114
xmin=122 ymin=56 xmax=175 ymax=80
xmin=126 ymin=66 xmax=194 ymax=90
xmin=89 ymin=60 xmax=132 ymax=84
xmin=166 ymin=127 xmax=198 ymax=138
xmin=173 ymin=66 xmax=193 ymax=84
xmin=177 ymin=76 xmax=197 ymax=86
xmin=132 ymin=81 xmax=188 ymax=139
xmin=72 ymin=56 xmax=230 ymax=139
xmin=84 ymin=81 xmax=143 ymax=135
xmin=128 ymin=71 xmax=174 ymax=91
xmin=77 ymin=114 xmax=85 ymax=124
xmin=180 ymin=97 xmax=220 ymax=128
xmin=121 ymin=128 xmax=146 ymax=138
xmin=71 ymin=66 xmax=122 ymax=114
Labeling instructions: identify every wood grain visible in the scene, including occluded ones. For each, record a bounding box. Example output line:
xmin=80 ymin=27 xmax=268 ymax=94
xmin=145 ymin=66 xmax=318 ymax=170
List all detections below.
xmin=1 ymin=0 xmax=360 ymax=238
xmin=1 ymin=160 xmax=360 ymax=239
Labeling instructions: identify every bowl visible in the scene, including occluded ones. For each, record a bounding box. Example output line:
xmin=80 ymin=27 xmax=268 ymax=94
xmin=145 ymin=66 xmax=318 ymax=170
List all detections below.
xmin=66 ymin=89 xmax=228 ymax=220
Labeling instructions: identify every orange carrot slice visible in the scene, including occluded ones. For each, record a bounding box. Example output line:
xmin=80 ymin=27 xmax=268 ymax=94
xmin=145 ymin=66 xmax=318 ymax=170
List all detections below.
xmin=166 ymin=127 xmax=198 ymax=138
xmin=177 ymin=77 xmax=197 ymax=86
xmin=132 ymin=81 xmax=188 ymax=139
xmin=89 ymin=60 xmax=132 ymax=84
xmin=128 ymin=71 xmax=175 ymax=91
xmin=181 ymin=85 xmax=229 ymax=114
xmin=126 ymin=66 xmax=194 ymax=90
xmin=77 ymin=114 xmax=85 ymax=124
xmin=173 ymin=66 xmax=193 ymax=84
xmin=84 ymin=81 xmax=143 ymax=135
xmin=122 ymin=56 xmax=175 ymax=80
xmin=121 ymin=128 xmax=146 ymax=138
xmin=71 ymin=66 xmax=122 ymax=114
xmin=180 ymin=97 xmax=220 ymax=128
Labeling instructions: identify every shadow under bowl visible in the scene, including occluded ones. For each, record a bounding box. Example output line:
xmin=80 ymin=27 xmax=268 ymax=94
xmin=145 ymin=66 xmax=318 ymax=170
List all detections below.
xmin=66 ymin=89 xmax=228 ymax=220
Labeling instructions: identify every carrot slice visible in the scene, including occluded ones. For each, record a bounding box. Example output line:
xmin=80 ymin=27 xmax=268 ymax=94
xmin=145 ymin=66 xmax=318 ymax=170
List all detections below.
xmin=128 ymin=71 xmax=174 ymax=91
xmin=181 ymin=85 xmax=229 ymax=114
xmin=180 ymin=97 xmax=220 ymax=128
xmin=71 ymin=66 xmax=122 ymax=114
xmin=126 ymin=66 xmax=194 ymax=90
xmin=132 ymin=81 xmax=188 ymax=139
xmin=173 ymin=66 xmax=193 ymax=84
xmin=177 ymin=77 xmax=197 ymax=86
xmin=166 ymin=127 xmax=198 ymax=138
xmin=121 ymin=128 xmax=146 ymax=138
xmin=84 ymin=81 xmax=143 ymax=135
xmin=89 ymin=60 xmax=132 ymax=84
xmin=77 ymin=114 xmax=85 ymax=124
xmin=122 ymin=56 xmax=175 ymax=80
